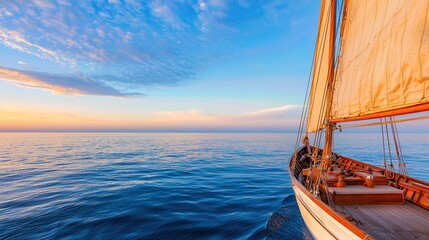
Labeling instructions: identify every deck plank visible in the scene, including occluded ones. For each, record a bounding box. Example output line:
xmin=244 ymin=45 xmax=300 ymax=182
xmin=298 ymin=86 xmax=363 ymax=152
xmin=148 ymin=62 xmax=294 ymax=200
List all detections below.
xmin=339 ymin=202 xmax=429 ymax=240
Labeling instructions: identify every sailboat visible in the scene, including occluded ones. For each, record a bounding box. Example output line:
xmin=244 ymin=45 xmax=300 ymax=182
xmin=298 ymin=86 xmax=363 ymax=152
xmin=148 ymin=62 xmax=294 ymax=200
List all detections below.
xmin=289 ymin=0 xmax=429 ymax=239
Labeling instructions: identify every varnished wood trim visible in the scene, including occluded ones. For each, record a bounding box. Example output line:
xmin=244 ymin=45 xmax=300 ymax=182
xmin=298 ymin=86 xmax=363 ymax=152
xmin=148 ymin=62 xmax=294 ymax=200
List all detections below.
xmin=330 ymin=102 xmax=429 ymax=123
xmin=335 ymin=155 xmax=429 ymax=210
xmin=337 ymin=156 xmax=429 ymax=186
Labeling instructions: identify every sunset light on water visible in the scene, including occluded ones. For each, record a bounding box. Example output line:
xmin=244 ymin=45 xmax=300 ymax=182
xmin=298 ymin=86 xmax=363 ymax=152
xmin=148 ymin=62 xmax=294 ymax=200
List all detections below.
xmin=1 ymin=0 xmax=429 ymax=239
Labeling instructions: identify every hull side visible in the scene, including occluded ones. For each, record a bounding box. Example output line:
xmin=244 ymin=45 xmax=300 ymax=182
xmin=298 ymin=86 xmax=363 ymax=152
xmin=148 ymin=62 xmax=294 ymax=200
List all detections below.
xmin=293 ymin=184 xmax=336 ymax=240
xmin=292 ymin=182 xmax=363 ymax=240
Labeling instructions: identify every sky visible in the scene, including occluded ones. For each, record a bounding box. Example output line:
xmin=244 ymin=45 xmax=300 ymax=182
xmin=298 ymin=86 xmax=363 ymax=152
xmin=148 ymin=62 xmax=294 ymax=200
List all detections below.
xmin=0 ymin=0 xmax=320 ymax=132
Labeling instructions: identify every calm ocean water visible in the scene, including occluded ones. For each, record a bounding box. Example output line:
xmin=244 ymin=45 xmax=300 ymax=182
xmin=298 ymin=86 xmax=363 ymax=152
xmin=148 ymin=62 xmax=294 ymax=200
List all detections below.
xmin=0 ymin=133 xmax=428 ymax=239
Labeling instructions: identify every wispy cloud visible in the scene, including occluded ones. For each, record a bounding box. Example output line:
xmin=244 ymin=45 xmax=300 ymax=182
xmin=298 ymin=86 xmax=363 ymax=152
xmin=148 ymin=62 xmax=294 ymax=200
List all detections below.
xmin=0 ymin=67 xmax=141 ymax=97
xmin=246 ymin=104 xmax=300 ymax=117
xmin=149 ymin=0 xmax=185 ymax=29
xmin=32 ymin=0 xmax=55 ymax=9
xmin=263 ymin=0 xmax=290 ymax=22
xmin=0 ymin=0 xmax=299 ymax=97
xmin=148 ymin=105 xmax=301 ymax=129
xmin=145 ymin=105 xmax=301 ymax=131
xmin=0 ymin=28 xmax=63 ymax=63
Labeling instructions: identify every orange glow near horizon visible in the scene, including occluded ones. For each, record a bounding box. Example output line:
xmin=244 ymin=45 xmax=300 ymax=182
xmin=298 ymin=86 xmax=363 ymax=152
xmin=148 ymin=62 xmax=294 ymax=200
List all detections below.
xmin=2 ymin=105 xmax=427 ymax=132
xmin=0 ymin=107 xmax=299 ymax=132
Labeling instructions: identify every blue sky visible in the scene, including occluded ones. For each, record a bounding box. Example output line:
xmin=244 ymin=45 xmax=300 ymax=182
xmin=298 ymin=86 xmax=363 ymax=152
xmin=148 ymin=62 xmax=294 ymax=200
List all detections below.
xmin=0 ymin=0 xmax=320 ymax=132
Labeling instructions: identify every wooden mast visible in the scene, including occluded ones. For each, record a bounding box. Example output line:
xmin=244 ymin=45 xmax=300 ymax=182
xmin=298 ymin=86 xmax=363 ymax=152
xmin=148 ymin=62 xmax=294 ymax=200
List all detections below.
xmin=323 ymin=0 xmax=336 ymax=169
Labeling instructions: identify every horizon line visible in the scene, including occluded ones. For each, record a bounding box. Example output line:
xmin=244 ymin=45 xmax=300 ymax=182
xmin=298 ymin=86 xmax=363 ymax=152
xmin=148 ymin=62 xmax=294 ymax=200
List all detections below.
xmin=0 ymin=130 xmax=428 ymax=134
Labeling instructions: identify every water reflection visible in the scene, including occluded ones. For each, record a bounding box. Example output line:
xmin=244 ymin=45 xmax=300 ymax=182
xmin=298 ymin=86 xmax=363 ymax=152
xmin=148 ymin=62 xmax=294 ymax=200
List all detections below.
xmin=0 ymin=133 xmax=427 ymax=239
xmin=0 ymin=133 xmax=299 ymax=239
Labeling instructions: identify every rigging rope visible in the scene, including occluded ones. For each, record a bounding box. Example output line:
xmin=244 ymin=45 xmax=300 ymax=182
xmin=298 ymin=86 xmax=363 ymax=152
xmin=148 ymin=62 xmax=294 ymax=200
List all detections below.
xmin=384 ymin=118 xmax=395 ymax=172
xmin=390 ymin=116 xmax=408 ymax=175
xmin=378 ymin=117 xmax=409 ymax=176
xmin=380 ymin=119 xmax=387 ymax=172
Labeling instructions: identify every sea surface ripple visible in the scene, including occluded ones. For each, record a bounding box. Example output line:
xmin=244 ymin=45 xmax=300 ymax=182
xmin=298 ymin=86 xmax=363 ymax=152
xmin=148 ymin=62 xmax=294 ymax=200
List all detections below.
xmin=0 ymin=133 xmax=427 ymax=239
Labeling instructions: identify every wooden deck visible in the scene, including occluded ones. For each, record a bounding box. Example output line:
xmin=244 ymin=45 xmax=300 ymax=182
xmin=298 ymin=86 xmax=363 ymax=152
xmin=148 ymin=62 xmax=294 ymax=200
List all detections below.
xmin=339 ymin=202 xmax=429 ymax=239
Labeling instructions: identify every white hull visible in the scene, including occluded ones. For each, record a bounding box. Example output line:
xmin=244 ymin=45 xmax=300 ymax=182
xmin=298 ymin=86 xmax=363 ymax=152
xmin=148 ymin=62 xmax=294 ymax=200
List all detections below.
xmin=292 ymin=183 xmax=365 ymax=240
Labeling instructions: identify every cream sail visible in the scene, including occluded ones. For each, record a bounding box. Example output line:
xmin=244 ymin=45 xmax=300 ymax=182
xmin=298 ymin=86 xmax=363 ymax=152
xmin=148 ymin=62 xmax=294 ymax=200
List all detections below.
xmin=307 ymin=0 xmax=335 ymax=133
xmin=332 ymin=0 xmax=429 ymax=122
xmin=289 ymin=0 xmax=429 ymax=239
